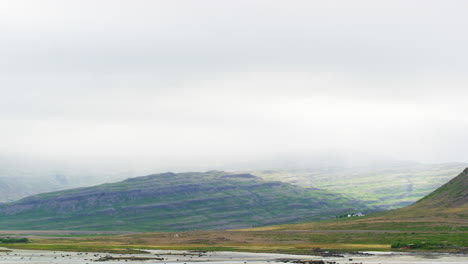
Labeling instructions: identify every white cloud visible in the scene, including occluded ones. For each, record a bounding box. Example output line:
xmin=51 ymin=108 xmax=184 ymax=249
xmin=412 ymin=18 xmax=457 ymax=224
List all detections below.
xmin=1 ymin=1 xmax=468 ymax=172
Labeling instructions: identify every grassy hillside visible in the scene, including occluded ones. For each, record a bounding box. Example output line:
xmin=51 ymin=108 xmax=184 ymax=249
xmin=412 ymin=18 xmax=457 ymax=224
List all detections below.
xmin=378 ymin=166 xmax=468 ymax=220
xmin=247 ymin=167 xmax=468 ymax=232
xmin=0 ymin=171 xmax=369 ymax=231
xmin=247 ymin=162 xmax=467 ymax=209
xmin=1 ymin=169 xmax=466 ymax=254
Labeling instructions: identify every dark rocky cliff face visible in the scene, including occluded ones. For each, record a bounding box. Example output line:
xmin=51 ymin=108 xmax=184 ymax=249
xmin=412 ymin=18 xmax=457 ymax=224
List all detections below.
xmin=0 ymin=171 xmax=369 ymax=231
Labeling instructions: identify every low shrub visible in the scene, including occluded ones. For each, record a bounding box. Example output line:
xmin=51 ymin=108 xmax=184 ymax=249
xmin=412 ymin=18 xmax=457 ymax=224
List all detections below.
xmin=0 ymin=237 xmax=29 ymax=243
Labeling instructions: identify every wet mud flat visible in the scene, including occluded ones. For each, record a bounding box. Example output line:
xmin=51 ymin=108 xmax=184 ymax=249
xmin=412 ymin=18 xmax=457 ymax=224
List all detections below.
xmin=0 ymin=248 xmax=466 ymax=264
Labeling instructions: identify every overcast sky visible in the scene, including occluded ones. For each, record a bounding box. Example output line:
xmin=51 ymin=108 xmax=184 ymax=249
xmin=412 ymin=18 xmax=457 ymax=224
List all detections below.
xmin=1 ymin=0 xmax=467 ymax=173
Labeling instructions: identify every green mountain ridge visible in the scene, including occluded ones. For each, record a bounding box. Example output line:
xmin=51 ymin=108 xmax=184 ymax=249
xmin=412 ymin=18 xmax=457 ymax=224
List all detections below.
xmin=1 ymin=162 xmax=465 ymax=210
xmin=0 ymin=171 xmax=369 ymax=231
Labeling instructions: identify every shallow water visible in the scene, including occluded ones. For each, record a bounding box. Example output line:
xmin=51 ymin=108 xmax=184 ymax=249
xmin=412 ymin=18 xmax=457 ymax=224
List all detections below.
xmin=0 ymin=248 xmax=466 ymax=264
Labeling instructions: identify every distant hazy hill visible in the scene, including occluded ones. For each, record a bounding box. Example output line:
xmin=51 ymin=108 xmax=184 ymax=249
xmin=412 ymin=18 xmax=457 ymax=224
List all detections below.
xmin=0 ymin=171 xmax=369 ymax=231
xmin=0 ymin=173 xmax=128 ymax=203
xmin=1 ymin=161 xmax=465 ymax=208
xmin=380 ymin=167 xmax=467 ymax=219
xmin=247 ymin=162 xmax=468 ymax=209
xmin=0 ymin=159 xmax=130 ymax=203
xmin=251 ymin=167 xmax=467 ymax=231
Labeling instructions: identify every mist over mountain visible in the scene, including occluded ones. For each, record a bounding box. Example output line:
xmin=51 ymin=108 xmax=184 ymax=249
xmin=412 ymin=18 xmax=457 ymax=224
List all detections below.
xmin=247 ymin=162 xmax=468 ymax=209
xmin=1 ymin=155 xmax=465 ymax=209
xmin=247 ymin=167 xmax=468 ymax=235
xmin=1 ymin=3 xmax=468 ymax=212
xmin=0 ymin=156 xmax=129 ymax=202
xmin=383 ymin=167 xmax=468 ymax=219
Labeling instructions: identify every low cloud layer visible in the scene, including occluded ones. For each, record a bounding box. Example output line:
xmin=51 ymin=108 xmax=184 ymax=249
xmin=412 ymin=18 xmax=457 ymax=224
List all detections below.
xmin=1 ymin=1 xmax=467 ymax=173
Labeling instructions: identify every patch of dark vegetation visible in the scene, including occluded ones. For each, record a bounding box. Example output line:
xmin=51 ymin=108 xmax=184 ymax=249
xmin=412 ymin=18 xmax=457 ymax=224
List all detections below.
xmin=221 ymin=174 xmax=258 ymax=179
xmin=0 ymin=237 xmax=28 ymax=243
xmin=391 ymin=241 xmax=455 ymax=250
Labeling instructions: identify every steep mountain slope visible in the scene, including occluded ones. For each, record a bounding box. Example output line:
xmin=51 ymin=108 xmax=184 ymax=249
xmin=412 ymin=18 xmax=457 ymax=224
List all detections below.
xmin=251 ymin=167 xmax=468 ymax=231
xmin=0 ymin=171 xmax=368 ymax=231
xmin=247 ymin=162 xmax=467 ymax=209
xmin=380 ymin=167 xmax=468 ymax=219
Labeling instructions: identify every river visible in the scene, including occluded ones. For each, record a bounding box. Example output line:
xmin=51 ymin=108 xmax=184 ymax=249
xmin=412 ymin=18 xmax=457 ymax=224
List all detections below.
xmin=0 ymin=248 xmax=466 ymax=264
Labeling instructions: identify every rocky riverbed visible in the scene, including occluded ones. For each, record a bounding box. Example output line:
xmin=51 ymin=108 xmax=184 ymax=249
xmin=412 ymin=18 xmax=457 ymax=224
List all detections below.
xmin=0 ymin=248 xmax=466 ymax=264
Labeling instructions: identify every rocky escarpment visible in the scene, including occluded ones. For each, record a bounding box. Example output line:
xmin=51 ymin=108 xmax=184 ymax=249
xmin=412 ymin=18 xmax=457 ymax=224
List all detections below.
xmin=0 ymin=171 xmax=369 ymax=231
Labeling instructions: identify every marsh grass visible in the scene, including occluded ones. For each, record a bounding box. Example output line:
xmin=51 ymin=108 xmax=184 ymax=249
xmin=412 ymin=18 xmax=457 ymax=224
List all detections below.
xmin=2 ymin=228 xmax=465 ymax=254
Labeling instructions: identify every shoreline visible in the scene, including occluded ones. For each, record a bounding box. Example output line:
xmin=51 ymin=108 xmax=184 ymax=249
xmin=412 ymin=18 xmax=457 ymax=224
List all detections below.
xmin=0 ymin=247 xmax=466 ymax=264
